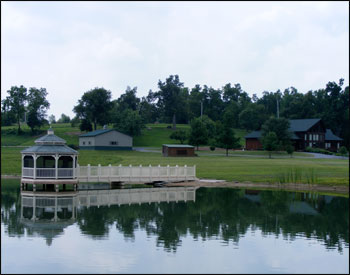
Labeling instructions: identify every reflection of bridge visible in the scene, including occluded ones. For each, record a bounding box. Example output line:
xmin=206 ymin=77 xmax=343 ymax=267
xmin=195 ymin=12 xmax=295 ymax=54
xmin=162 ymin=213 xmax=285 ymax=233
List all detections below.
xmin=20 ymin=186 xmax=198 ymax=222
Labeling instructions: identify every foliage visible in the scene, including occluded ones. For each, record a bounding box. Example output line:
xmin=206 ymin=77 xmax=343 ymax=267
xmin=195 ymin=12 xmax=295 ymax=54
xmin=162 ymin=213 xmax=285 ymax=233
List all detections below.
xmin=2 ymin=85 xmax=27 ymax=133
xmin=215 ymin=121 xmax=241 ymax=156
xmin=49 ymin=115 xmax=56 ymax=124
xmin=113 ymin=109 xmax=145 ymax=136
xmin=26 ymin=87 xmax=50 ymax=133
xmin=261 ymin=117 xmax=291 ymax=150
xmin=57 ymin=113 xmax=71 ymax=123
xmin=305 ymin=147 xmax=333 ymax=155
xmin=73 ymin=87 xmax=113 ymax=130
xmin=285 ymin=144 xmax=294 ymax=158
xmin=170 ymin=129 xmax=188 ymax=144
xmin=154 ymin=75 xmax=187 ymax=129
xmin=262 ymin=131 xmax=279 ymax=158
xmin=79 ymin=119 xmax=93 ymax=132
xmin=188 ymin=117 xmax=208 ymax=150
xmin=338 ymin=146 xmax=348 ymax=156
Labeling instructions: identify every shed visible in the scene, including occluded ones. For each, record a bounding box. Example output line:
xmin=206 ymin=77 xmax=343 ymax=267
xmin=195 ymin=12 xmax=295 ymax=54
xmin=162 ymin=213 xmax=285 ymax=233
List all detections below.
xmin=162 ymin=144 xmax=195 ymax=157
xmin=79 ymin=128 xmax=132 ymax=150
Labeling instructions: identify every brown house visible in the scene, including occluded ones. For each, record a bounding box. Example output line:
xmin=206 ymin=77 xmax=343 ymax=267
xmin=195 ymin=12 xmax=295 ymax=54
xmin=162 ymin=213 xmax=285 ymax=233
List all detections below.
xmin=162 ymin=144 xmax=195 ymax=157
xmin=244 ymin=118 xmax=342 ymax=152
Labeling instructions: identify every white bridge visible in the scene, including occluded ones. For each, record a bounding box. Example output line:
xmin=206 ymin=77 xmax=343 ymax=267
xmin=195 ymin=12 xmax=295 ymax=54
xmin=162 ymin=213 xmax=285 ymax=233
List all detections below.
xmin=76 ymin=164 xmax=197 ymax=183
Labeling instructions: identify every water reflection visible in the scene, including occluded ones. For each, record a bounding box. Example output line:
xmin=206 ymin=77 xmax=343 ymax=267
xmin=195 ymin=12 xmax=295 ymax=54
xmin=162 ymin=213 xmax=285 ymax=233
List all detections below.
xmin=1 ymin=181 xmax=349 ymax=254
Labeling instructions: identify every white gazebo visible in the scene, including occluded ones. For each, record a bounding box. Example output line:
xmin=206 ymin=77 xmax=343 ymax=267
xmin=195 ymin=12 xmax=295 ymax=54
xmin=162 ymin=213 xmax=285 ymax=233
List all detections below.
xmin=21 ymin=127 xmax=79 ymax=192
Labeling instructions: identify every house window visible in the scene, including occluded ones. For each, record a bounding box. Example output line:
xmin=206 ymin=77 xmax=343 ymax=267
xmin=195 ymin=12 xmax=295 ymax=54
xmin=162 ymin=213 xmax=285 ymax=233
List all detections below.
xmin=315 ymin=134 xmax=318 ymax=141
xmin=309 ymin=134 xmax=312 ymax=140
xmin=88 ymin=141 xmax=91 ymax=145
xmin=304 ymin=134 xmax=307 ymax=141
xmin=337 ymin=143 xmax=340 ymax=149
xmin=83 ymin=141 xmax=85 ymax=145
xmin=325 ymin=143 xmax=330 ymax=149
xmin=309 ymin=142 xmax=312 ymax=148
xmin=110 ymin=141 xmax=118 ymax=145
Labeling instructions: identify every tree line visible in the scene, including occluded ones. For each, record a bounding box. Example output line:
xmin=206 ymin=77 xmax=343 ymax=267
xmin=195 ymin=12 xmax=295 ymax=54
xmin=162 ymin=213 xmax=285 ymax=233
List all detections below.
xmin=2 ymin=75 xmax=348 ymax=148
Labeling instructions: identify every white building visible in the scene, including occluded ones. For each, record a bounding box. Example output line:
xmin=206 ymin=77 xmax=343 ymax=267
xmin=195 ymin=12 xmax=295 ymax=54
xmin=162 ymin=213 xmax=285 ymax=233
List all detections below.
xmin=79 ymin=128 xmax=133 ymax=150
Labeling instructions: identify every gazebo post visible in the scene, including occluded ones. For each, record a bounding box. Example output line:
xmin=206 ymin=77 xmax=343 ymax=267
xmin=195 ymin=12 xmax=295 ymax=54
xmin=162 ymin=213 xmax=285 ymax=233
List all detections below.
xmin=33 ymin=154 xmax=37 ymax=179
xmin=55 ymin=154 xmax=59 ymax=179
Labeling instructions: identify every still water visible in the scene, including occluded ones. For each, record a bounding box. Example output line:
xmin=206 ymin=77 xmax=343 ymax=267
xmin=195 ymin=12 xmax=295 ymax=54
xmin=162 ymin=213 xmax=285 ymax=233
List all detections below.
xmin=1 ymin=179 xmax=349 ymax=274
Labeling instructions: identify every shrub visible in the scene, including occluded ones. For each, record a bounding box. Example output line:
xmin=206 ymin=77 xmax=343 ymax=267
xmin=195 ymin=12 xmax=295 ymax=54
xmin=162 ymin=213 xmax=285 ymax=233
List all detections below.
xmin=210 ymin=146 xmax=215 ymax=151
xmin=338 ymin=146 xmax=348 ymax=156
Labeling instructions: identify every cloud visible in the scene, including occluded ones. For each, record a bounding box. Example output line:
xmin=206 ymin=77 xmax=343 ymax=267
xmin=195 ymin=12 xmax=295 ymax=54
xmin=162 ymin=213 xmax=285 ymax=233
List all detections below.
xmin=1 ymin=1 xmax=348 ymax=118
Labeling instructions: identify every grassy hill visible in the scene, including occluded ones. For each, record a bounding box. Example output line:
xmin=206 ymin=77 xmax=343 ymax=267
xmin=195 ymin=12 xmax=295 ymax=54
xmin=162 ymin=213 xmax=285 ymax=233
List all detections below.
xmin=1 ymin=123 xmax=248 ymax=148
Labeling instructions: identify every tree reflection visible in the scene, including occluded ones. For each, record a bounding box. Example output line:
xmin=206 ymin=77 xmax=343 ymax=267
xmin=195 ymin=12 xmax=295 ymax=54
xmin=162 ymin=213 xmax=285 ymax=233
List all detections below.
xmin=1 ymin=181 xmax=349 ymax=253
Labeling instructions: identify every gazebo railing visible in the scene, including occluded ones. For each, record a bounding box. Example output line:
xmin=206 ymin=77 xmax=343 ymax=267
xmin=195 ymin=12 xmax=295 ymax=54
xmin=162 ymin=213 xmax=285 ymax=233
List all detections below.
xmin=22 ymin=168 xmax=75 ymax=179
xmin=36 ymin=168 xmax=56 ymax=178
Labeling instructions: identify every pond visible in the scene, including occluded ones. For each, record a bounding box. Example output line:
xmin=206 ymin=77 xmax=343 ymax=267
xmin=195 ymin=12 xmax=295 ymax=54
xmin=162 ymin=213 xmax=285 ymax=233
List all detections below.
xmin=1 ymin=179 xmax=349 ymax=274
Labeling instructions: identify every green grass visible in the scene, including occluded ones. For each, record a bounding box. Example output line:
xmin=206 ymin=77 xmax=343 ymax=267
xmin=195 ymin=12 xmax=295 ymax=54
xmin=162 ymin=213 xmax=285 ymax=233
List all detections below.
xmin=2 ymin=123 xmax=348 ymax=186
xmin=2 ymin=147 xmax=348 ymax=186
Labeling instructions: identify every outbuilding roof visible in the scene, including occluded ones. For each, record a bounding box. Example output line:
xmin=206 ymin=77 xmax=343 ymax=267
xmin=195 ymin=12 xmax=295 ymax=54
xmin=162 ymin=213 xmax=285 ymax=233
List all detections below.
xmin=325 ymin=129 xmax=343 ymax=141
xmin=162 ymin=144 xmax=195 ymax=148
xmin=79 ymin=128 xmax=114 ymax=137
xmin=79 ymin=128 xmax=131 ymax=138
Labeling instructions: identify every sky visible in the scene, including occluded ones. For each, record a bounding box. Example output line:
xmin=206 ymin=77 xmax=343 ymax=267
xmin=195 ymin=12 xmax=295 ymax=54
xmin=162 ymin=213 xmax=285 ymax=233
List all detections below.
xmin=1 ymin=1 xmax=349 ymax=119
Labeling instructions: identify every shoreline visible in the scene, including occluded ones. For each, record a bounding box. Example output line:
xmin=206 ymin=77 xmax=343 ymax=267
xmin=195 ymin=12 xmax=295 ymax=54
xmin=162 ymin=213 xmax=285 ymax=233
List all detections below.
xmin=2 ymin=175 xmax=348 ymax=194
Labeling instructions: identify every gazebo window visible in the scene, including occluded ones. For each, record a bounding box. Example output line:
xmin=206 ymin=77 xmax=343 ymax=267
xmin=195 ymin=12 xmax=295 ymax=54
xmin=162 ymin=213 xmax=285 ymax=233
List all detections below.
xmin=36 ymin=156 xmax=55 ymax=168
xmin=58 ymin=156 xmax=73 ymax=168
xmin=23 ymin=156 xmax=34 ymax=168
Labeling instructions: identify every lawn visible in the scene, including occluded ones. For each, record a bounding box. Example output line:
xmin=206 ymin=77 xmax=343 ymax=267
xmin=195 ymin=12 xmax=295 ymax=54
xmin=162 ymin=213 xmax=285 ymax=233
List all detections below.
xmin=2 ymin=147 xmax=348 ymax=186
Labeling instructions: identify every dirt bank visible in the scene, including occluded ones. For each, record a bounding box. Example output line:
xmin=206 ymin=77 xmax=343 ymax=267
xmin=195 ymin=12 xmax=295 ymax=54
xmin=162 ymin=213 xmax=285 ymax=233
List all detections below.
xmin=166 ymin=180 xmax=349 ymax=194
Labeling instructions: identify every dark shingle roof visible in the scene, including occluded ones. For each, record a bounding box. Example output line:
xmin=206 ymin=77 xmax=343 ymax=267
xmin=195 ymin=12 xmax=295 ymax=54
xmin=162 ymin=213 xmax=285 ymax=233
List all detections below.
xmin=244 ymin=130 xmax=300 ymax=140
xmin=79 ymin=128 xmax=114 ymax=137
xmin=163 ymin=144 xmax=194 ymax=148
xmin=244 ymin=131 xmax=262 ymax=139
xmin=21 ymin=145 xmax=78 ymax=154
xmin=325 ymin=129 xmax=343 ymax=141
xmin=289 ymin=118 xmax=321 ymax=132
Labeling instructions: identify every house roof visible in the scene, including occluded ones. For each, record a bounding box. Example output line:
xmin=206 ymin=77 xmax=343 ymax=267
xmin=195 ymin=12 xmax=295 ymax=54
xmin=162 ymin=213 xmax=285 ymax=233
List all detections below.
xmin=21 ymin=145 xmax=78 ymax=154
xmin=289 ymin=118 xmax=321 ymax=132
xmin=163 ymin=144 xmax=194 ymax=148
xmin=325 ymin=129 xmax=343 ymax=141
xmin=244 ymin=130 xmax=300 ymax=140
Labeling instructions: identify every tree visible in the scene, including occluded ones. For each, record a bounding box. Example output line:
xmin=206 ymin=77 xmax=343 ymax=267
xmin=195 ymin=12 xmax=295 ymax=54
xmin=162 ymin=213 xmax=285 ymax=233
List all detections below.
xmin=26 ymin=87 xmax=50 ymax=133
xmin=261 ymin=117 xmax=291 ymax=150
xmin=239 ymin=104 xmax=267 ymax=131
xmin=48 ymin=115 xmax=56 ymax=124
xmin=170 ymin=129 xmax=188 ymax=144
xmin=79 ymin=118 xmax=93 ymax=132
xmin=73 ymin=87 xmax=113 ymax=131
xmin=285 ymin=144 xmax=294 ymax=158
xmin=3 ymin=85 xmax=27 ymax=133
xmin=188 ymin=117 xmax=208 ymax=150
xmin=155 ymin=75 xmax=187 ymax=129
xmin=113 ymin=109 xmax=144 ymax=136
xmin=1 ymin=99 xmax=16 ymax=126
xmin=57 ymin=113 xmax=71 ymax=123
xmin=262 ymin=131 xmax=279 ymax=158
xmin=117 ymin=86 xmax=140 ymax=112
xmin=215 ymin=121 xmax=240 ymax=156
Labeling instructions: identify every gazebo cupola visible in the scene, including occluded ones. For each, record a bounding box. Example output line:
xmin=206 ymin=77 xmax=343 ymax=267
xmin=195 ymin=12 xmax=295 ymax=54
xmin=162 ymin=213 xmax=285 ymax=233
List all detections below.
xmin=21 ymin=127 xmax=78 ymax=191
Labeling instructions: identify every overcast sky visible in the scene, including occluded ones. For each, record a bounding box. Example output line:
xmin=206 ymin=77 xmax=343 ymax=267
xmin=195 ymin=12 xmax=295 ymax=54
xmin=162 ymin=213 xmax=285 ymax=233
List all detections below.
xmin=1 ymin=1 xmax=349 ymax=119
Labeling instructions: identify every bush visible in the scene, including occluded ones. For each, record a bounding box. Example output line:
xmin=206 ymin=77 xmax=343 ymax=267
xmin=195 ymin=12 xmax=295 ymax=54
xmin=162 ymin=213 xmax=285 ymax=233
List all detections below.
xmin=305 ymin=146 xmax=333 ymax=155
xmin=210 ymin=146 xmax=215 ymax=151
xmin=338 ymin=146 xmax=348 ymax=156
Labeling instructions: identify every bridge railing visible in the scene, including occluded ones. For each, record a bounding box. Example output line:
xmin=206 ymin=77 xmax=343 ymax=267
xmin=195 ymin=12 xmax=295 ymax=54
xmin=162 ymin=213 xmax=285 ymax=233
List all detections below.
xmin=76 ymin=164 xmax=196 ymax=182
